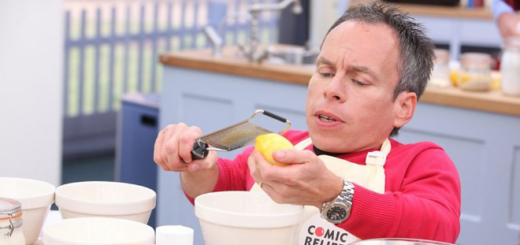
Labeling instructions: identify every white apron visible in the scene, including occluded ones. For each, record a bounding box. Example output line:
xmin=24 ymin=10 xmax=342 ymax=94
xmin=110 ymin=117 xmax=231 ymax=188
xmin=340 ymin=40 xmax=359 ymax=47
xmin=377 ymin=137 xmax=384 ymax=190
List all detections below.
xmin=251 ymin=138 xmax=391 ymax=245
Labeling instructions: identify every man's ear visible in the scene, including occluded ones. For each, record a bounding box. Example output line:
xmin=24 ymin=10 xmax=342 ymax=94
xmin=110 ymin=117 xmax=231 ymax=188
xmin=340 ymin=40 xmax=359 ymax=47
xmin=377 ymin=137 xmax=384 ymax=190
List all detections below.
xmin=393 ymin=91 xmax=417 ymax=128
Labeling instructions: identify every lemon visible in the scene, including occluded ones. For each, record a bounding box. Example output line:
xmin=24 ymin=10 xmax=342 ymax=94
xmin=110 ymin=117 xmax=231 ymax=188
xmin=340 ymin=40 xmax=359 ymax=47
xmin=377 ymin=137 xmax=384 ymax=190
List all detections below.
xmin=255 ymin=133 xmax=294 ymax=167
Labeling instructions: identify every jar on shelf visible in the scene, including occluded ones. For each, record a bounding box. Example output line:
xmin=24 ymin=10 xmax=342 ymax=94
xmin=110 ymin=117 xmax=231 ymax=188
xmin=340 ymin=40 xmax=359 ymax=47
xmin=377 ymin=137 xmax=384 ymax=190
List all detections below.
xmin=0 ymin=198 xmax=25 ymax=245
xmin=458 ymin=52 xmax=493 ymax=92
xmin=500 ymin=37 xmax=520 ymax=96
xmin=429 ymin=49 xmax=451 ymax=88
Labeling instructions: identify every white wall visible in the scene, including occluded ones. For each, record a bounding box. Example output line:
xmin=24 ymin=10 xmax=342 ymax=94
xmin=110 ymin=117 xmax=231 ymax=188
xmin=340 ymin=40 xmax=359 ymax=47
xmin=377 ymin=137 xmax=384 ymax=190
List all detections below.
xmin=0 ymin=0 xmax=64 ymax=187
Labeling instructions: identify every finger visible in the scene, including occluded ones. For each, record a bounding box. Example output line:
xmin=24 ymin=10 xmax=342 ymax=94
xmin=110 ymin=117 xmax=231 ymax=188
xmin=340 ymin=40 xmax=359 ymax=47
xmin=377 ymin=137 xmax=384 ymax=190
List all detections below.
xmin=252 ymin=150 xmax=270 ymax=174
xmin=256 ymin=150 xmax=309 ymax=188
xmin=162 ymin=124 xmax=190 ymax=172
xmin=252 ymin=151 xmax=283 ymax=183
xmin=161 ymin=125 xmax=178 ymax=166
xmin=259 ymin=181 xmax=292 ymax=204
xmin=178 ymin=126 xmax=203 ymax=164
xmin=153 ymin=129 xmax=170 ymax=171
xmin=162 ymin=135 xmax=186 ymax=171
xmin=188 ymin=162 xmax=201 ymax=172
xmin=272 ymin=149 xmax=314 ymax=165
xmin=248 ymin=151 xmax=262 ymax=183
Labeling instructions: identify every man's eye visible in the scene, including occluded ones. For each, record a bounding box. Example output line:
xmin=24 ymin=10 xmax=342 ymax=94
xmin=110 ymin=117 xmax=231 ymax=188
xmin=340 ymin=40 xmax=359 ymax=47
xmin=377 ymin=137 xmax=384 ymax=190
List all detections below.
xmin=353 ymin=79 xmax=366 ymax=86
xmin=321 ymin=73 xmax=335 ymax=78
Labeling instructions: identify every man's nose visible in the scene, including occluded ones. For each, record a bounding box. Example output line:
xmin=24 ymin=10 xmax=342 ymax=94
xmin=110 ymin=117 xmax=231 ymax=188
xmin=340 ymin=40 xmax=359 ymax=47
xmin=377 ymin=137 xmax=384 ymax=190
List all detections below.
xmin=323 ymin=76 xmax=346 ymax=102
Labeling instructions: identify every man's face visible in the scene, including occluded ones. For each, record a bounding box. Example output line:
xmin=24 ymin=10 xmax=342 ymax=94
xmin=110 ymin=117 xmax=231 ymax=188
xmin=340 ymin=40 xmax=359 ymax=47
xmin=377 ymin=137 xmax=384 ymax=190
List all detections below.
xmin=306 ymin=21 xmax=412 ymax=153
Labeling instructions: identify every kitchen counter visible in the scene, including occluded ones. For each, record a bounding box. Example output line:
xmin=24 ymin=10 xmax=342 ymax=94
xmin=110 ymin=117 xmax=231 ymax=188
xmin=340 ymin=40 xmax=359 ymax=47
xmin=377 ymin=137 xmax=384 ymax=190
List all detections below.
xmin=159 ymin=47 xmax=520 ymax=117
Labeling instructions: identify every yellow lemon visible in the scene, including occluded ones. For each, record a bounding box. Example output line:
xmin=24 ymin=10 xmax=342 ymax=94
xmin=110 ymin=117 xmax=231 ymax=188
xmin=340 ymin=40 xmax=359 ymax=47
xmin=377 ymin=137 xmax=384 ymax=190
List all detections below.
xmin=255 ymin=133 xmax=294 ymax=167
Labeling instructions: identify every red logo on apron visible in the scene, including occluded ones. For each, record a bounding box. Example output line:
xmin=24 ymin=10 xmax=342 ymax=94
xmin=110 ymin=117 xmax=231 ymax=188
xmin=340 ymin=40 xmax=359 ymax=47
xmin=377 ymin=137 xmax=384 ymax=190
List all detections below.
xmin=304 ymin=225 xmax=349 ymax=245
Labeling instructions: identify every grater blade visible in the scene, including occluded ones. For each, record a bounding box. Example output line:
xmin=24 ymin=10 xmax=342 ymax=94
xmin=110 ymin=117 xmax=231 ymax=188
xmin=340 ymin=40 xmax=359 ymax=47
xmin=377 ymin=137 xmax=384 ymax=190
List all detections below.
xmin=191 ymin=109 xmax=291 ymax=159
xmin=201 ymin=122 xmax=272 ymax=151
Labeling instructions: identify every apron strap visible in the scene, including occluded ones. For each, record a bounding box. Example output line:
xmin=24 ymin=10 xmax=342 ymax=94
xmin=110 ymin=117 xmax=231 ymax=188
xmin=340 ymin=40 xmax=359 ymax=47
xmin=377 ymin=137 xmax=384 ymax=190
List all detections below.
xmin=294 ymin=138 xmax=312 ymax=151
xmin=365 ymin=138 xmax=391 ymax=167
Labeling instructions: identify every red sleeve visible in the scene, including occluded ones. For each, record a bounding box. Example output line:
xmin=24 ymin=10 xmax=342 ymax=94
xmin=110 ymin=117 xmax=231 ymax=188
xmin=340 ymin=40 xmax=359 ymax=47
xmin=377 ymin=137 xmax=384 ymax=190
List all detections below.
xmin=211 ymin=130 xmax=309 ymax=192
xmin=184 ymin=146 xmax=255 ymax=204
xmin=184 ymin=130 xmax=308 ymax=204
xmin=212 ymin=146 xmax=254 ymax=192
xmin=338 ymin=146 xmax=461 ymax=243
xmin=503 ymin=0 xmax=520 ymax=10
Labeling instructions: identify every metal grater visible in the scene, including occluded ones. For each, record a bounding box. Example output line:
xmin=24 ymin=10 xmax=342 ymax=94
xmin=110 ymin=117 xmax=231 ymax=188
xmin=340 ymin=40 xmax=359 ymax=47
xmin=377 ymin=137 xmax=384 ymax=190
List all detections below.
xmin=191 ymin=110 xmax=291 ymax=160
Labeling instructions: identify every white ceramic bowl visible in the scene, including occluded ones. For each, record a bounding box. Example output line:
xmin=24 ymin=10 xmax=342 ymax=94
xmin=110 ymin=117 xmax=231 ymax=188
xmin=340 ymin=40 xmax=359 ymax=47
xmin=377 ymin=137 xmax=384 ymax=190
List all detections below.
xmin=42 ymin=217 xmax=155 ymax=245
xmin=55 ymin=181 xmax=156 ymax=224
xmin=0 ymin=177 xmax=55 ymax=244
xmin=195 ymin=191 xmax=304 ymax=245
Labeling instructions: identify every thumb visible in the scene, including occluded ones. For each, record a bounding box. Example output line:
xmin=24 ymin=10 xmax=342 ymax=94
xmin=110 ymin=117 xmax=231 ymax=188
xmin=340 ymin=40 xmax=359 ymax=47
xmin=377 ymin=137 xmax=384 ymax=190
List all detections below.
xmin=272 ymin=149 xmax=312 ymax=165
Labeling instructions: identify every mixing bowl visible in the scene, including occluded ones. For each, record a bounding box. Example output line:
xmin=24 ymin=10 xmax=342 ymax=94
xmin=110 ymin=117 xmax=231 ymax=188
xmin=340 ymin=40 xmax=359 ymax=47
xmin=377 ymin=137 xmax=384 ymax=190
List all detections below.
xmin=195 ymin=191 xmax=304 ymax=245
xmin=42 ymin=217 xmax=155 ymax=245
xmin=55 ymin=181 xmax=156 ymax=224
xmin=0 ymin=177 xmax=55 ymax=244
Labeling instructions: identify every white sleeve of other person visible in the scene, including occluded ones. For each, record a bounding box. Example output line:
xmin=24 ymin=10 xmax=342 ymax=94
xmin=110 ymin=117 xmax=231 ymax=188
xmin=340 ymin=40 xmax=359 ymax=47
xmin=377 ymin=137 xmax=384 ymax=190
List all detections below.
xmin=492 ymin=0 xmax=514 ymax=20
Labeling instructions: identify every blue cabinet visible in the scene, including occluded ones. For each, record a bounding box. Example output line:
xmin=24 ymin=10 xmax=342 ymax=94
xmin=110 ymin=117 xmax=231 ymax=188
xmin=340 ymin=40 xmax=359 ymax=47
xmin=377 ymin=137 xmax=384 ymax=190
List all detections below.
xmin=116 ymin=93 xmax=160 ymax=228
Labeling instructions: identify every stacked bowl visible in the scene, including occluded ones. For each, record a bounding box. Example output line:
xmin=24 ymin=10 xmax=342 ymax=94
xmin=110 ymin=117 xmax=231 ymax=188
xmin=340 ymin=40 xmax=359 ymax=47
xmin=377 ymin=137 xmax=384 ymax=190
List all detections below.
xmin=0 ymin=177 xmax=55 ymax=244
xmin=54 ymin=181 xmax=156 ymax=223
xmin=42 ymin=181 xmax=157 ymax=245
xmin=0 ymin=178 xmax=157 ymax=244
xmin=42 ymin=217 xmax=155 ymax=245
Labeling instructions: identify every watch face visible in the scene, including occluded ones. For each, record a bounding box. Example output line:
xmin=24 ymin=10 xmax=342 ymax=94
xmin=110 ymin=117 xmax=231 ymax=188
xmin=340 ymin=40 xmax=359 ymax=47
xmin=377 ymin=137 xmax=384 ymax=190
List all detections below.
xmin=326 ymin=206 xmax=347 ymax=223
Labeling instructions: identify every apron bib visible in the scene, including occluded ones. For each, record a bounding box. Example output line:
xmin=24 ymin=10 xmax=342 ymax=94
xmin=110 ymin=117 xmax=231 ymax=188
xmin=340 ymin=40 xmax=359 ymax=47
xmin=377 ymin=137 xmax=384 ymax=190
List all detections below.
xmin=251 ymin=138 xmax=391 ymax=245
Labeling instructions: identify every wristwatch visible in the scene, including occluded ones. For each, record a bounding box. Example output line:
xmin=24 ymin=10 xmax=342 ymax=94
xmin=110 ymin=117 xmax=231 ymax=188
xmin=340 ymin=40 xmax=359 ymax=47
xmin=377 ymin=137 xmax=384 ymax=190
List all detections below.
xmin=320 ymin=180 xmax=355 ymax=224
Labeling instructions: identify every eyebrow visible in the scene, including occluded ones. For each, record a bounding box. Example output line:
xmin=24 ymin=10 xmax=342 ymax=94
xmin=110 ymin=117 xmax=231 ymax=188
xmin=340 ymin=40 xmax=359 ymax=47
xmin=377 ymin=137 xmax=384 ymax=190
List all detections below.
xmin=350 ymin=65 xmax=378 ymax=81
xmin=316 ymin=56 xmax=335 ymax=67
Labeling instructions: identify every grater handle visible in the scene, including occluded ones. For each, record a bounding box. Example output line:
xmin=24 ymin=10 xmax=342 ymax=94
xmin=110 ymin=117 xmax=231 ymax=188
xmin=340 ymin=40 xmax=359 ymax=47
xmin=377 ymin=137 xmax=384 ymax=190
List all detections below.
xmin=262 ymin=110 xmax=288 ymax=123
xmin=191 ymin=140 xmax=209 ymax=160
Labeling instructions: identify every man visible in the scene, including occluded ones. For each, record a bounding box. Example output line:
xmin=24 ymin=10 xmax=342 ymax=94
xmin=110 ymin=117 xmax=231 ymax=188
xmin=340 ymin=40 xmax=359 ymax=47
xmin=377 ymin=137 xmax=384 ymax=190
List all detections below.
xmin=154 ymin=1 xmax=461 ymax=244
xmin=493 ymin=0 xmax=520 ymax=38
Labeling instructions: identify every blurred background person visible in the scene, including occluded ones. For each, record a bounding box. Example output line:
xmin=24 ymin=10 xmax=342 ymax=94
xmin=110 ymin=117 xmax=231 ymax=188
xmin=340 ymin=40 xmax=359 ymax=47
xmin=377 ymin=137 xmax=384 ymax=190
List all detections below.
xmin=492 ymin=0 xmax=520 ymax=38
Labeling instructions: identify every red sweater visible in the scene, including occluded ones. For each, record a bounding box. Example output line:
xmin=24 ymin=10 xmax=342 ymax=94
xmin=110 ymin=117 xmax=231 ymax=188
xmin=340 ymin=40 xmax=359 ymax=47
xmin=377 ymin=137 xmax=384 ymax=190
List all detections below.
xmin=191 ymin=130 xmax=461 ymax=243
xmin=503 ymin=0 xmax=520 ymax=10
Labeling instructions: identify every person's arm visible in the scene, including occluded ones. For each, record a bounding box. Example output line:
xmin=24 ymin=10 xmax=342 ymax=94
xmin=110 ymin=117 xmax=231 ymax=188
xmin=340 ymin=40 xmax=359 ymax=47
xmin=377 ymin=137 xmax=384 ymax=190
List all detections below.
xmin=492 ymin=0 xmax=514 ymax=20
xmin=493 ymin=0 xmax=520 ymax=38
xmin=180 ymin=164 xmax=219 ymax=199
xmin=183 ymin=146 xmax=256 ymax=204
xmin=154 ymin=123 xmax=220 ymax=199
xmin=338 ymin=147 xmax=461 ymax=243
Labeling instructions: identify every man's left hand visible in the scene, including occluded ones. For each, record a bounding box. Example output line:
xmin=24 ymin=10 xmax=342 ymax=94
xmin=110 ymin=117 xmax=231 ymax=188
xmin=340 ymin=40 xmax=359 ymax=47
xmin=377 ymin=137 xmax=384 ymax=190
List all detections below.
xmin=248 ymin=149 xmax=344 ymax=208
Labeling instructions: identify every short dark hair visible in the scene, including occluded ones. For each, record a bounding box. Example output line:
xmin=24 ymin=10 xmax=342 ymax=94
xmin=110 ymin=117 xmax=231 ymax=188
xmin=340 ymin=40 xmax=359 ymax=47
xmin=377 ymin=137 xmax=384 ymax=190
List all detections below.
xmin=324 ymin=1 xmax=435 ymax=137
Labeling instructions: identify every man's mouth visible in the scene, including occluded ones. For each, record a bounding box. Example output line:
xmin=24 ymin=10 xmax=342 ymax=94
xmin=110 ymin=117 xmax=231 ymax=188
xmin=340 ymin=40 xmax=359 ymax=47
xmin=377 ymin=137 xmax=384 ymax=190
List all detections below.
xmin=318 ymin=114 xmax=337 ymax=122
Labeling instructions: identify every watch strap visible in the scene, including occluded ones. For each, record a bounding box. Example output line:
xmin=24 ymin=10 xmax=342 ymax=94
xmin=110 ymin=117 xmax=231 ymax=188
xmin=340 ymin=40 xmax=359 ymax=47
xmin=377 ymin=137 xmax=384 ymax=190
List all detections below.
xmin=321 ymin=180 xmax=355 ymax=224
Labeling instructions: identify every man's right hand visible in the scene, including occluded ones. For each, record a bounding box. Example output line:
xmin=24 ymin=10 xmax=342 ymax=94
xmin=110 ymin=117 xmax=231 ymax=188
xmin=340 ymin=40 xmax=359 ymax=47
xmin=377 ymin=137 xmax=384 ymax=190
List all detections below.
xmin=153 ymin=123 xmax=218 ymax=173
xmin=154 ymin=123 xmax=220 ymax=198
